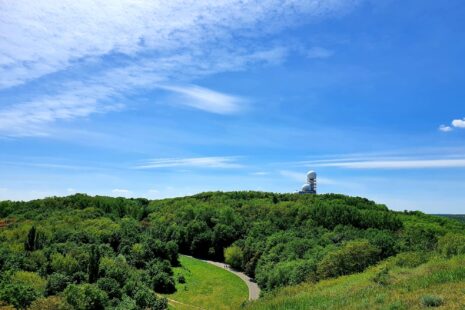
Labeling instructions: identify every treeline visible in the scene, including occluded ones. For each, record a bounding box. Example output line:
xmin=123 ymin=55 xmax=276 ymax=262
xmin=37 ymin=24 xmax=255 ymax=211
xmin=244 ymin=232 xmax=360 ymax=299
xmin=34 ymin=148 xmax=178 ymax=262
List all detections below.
xmin=1 ymin=192 xmax=464 ymax=309
xmin=0 ymin=195 xmax=176 ymax=309
xmin=146 ymin=192 xmax=463 ymax=291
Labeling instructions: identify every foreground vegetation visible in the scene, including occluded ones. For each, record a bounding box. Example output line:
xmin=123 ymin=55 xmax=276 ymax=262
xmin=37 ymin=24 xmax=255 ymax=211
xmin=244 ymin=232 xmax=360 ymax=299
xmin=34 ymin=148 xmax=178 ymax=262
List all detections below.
xmin=246 ymin=254 xmax=465 ymax=309
xmin=0 ymin=192 xmax=464 ymax=309
xmin=164 ymin=255 xmax=247 ymax=309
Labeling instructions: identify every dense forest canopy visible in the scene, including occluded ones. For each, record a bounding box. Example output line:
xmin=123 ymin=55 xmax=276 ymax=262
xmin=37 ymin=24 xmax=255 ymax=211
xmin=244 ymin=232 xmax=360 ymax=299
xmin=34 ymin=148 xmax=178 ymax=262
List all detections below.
xmin=0 ymin=192 xmax=464 ymax=309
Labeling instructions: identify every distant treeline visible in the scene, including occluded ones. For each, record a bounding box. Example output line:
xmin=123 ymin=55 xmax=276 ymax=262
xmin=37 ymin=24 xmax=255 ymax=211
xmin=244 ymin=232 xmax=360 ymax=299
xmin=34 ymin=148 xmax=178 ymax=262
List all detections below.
xmin=435 ymin=214 xmax=465 ymax=223
xmin=0 ymin=192 xmax=464 ymax=309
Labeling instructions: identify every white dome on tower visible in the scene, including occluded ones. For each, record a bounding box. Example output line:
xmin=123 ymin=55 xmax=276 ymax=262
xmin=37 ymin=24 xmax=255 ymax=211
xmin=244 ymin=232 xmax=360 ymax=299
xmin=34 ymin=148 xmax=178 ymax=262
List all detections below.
xmin=306 ymin=170 xmax=317 ymax=182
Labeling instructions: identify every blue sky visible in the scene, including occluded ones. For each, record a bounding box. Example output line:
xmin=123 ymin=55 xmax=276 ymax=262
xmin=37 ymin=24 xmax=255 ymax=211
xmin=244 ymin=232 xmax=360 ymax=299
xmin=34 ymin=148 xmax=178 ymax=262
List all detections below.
xmin=1 ymin=0 xmax=465 ymax=213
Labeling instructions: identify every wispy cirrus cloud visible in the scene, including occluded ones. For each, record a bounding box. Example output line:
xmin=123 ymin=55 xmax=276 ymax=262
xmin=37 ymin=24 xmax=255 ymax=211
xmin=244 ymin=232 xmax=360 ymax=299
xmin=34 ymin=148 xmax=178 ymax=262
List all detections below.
xmin=301 ymin=158 xmax=465 ymax=169
xmin=135 ymin=156 xmax=243 ymax=169
xmin=159 ymin=84 xmax=245 ymax=114
xmin=0 ymin=1 xmax=361 ymax=137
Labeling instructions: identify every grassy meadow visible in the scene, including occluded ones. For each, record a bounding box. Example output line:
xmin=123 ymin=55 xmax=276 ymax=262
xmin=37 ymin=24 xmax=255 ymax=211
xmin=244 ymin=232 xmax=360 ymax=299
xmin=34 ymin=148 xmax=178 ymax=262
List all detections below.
xmin=164 ymin=255 xmax=248 ymax=310
xmin=245 ymin=254 xmax=465 ymax=310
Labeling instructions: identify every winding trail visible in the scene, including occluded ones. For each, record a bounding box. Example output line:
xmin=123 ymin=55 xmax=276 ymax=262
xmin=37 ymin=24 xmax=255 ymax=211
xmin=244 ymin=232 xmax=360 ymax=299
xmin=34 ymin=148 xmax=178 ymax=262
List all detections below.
xmin=199 ymin=258 xmax=261 ymax=301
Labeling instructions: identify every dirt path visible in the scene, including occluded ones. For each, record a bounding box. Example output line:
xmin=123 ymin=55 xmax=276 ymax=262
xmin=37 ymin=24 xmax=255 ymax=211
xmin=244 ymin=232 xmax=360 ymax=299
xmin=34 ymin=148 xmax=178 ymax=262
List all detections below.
xmin=199 ymin=259 xmax=261 ymax=301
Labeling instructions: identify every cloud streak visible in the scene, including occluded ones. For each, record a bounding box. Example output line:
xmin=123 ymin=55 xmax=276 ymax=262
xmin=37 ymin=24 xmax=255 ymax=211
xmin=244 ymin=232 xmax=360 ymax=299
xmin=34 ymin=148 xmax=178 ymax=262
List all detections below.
xmin=159 ymin=84 xmax=244 ymax=114
xmin=311 ymin=158 xmax=465 ymax=169
xmin=135 ymin=156 xmax=243 ymax=169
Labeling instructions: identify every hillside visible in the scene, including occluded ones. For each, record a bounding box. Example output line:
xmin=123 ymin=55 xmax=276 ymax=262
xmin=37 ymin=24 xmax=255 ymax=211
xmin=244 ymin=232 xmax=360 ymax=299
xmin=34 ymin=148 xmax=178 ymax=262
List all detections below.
xmin=1 ymin=192 xmax=465 ymax=309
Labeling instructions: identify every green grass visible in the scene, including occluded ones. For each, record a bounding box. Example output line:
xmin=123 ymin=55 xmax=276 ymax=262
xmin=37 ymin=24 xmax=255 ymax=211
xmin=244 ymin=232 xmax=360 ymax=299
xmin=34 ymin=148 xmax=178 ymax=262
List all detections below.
xmin=245 ymin=255 xmax=465 ymax=310
xmin=164 ymin=255 xmax=248 ymax=310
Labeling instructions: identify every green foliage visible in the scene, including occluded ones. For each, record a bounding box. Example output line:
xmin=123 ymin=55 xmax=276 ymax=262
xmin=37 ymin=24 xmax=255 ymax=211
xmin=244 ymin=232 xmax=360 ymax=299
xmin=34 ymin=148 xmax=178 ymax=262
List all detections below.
xmin=45 ymin=273 xmax=71 ymax=296
xmin=147 ymin=259 xmax=175 ymax=293
xmin=0 ymin=283 xmax=40 ymax=309
xmin=28 ymin=296 xmax=68 ymax=310
xmin=317 ymin=240 xmax=380 ymax=279
xmin=224 ymin=245 xmax=243 ymax=270
xmin=11 ymin=271 xmax=46 ymax=295
xmin=63 ymin=284 xmax=108 ymax=310
xmin=1 ymin=191 xmax=465 ymax=308
xmin=391 ymin=251 xmax=430 ymax=268
xmin=437 ymin=233 xmax=465 ymax=257
xmin=87 ymin=245 xmax=100 ymax=283
xmin=177 ymin=274 xmax=186 ymax=284
xmin=96 ymin=277 xmax=121 ymax=300
xmin=420 ymin=295 xmax=444 ymax=307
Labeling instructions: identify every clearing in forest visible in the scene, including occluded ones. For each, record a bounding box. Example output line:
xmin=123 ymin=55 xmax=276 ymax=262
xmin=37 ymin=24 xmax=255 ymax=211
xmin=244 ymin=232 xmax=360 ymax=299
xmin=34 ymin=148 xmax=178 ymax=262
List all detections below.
xmin=164 ymin=255 xmax=248 ymax=309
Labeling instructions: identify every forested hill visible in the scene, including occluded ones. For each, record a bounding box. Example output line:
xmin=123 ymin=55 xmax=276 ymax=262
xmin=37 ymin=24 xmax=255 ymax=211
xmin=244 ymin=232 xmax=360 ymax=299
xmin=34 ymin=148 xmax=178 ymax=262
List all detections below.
xmin=1 ymin=192 xmax=465 ymax=309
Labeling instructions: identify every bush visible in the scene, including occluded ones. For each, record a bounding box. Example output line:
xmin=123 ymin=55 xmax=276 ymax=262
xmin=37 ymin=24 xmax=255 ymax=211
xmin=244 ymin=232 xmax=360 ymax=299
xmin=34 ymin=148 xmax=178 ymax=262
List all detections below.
xmin=224 ymin=245 xmax=243 ymax=270
xmin=177 ymin=274 xmax=186 ymax=284
xmin=437 ymin=233 xmax=465 ymax=257
xmin=420 ymin=295 xmax=443 ymax=307
xmin=317 ymin=240 xmax=380 ymax=279
xmin=391 ymin=251 xmax=429 ymax=268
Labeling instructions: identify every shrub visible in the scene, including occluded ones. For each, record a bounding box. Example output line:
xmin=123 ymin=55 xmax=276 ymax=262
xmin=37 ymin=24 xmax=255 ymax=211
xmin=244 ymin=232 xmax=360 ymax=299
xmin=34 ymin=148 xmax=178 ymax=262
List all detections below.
xmin=224 ymin=245 xmax=243 ymax=270
xmin=437 ymin=233 xmax=465 ymax=257
xmin=177 ymin=274 xmax=186 ymax=284
xmin=317 ymin=240 xmax=380 ymax=279
xmin=420 ymin=295 xmax=443 ymax=307
xmin=391 ymin=251 xmax=429 ymax=268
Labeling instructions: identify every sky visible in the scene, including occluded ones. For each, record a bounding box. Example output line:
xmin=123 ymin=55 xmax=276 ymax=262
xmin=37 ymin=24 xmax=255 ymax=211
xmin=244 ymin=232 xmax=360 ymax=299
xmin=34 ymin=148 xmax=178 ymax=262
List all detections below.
xmin=1 ymin=0 xmax=465 ymax=213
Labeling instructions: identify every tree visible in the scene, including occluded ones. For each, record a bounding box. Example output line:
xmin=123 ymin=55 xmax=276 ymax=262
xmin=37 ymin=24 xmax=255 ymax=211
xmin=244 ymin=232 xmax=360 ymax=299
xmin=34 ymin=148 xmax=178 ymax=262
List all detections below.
xmin=24 ymin=226 xmax=44 ymax=252
xmin=0 ymin=283 xmax=40 ymax=309
xmin=146 ymin=260 xmax=175 ymax=293
xmin=224 ymin=245 xmax=243 ymax=270
xmin=88 ymin=245 xmax=101 ymax=283
xmin=64 ymin=284 xmax=108 ymax=310
xmin=45 ymin=273 xmax=71 ymax=296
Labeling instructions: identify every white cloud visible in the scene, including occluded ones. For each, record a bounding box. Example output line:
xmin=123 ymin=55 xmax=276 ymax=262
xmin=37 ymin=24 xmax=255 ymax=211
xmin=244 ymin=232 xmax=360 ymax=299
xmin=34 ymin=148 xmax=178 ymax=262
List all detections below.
xmin=0 ymin=83 xmax=123 ymax=136
xmin=251 ymin=171 xmax=269 ymax=176
xmin=0 ymin=1 xmax=360 ymax=136
xmin=439 ymin=124 xmax=453 ymax=132
xmin=111 ymin=189 xmax=132 ymax=197
xmin=0 ymin=1 xmax=357 ymax=89
xmin=313 ymin=158 xmax=465 ymax=169
xmin=159 ymin=84 xmax=244 ymax=114
xmin=135 ymin=156 xmax=243 ymax=169
xmin=306 ymin=47 xmax=334 ymax=59
xmin=452 ymin=118 xmax=465 ymax=128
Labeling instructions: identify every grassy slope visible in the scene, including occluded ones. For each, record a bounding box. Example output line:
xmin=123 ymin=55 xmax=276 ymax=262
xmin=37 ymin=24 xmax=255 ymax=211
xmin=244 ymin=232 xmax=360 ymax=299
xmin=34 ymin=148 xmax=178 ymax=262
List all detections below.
xmin=245 ymin=255 xmax=465 ymax=310
xmin=164 ymin=255 xmax=248 ymax=310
